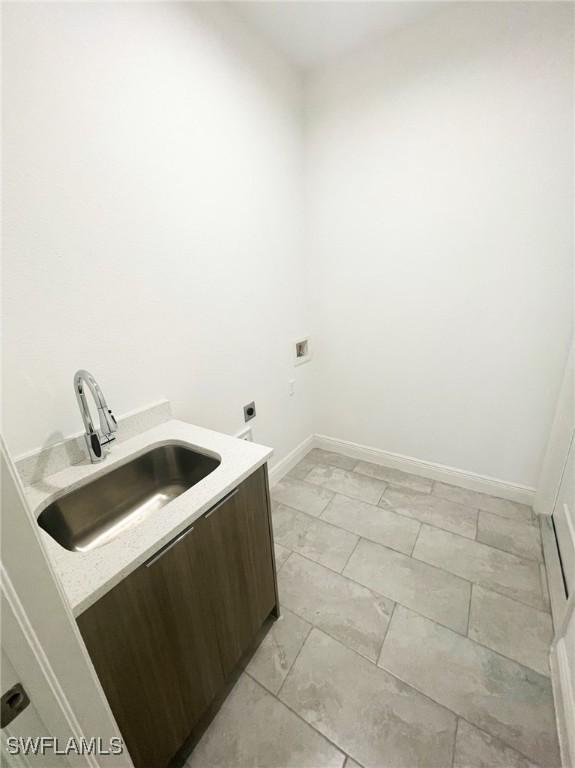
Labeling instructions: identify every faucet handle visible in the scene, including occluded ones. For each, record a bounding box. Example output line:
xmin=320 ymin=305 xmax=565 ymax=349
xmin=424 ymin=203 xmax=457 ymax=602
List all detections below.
xmin=87 ymin=432 xmax=103 ymax=460
xmin=99 ymin=406 xmax=117 ymax=435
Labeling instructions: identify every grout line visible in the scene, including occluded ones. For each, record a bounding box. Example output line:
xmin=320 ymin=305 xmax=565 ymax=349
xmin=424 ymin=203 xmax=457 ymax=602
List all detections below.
xmin=281 ymin=547 xmax=553 ymax=676
xmin=409 ymin=532 xmax=548 ymax=614
xmin=376 ymin=600 xmax=397 ymax=665
xmin=431 ymin=485 xmax=536 ymax=527
xmin=276 ymin=472 xmax=486 ymax=547
xmin=464 ymin=611 xmax=551 ymax=684
xmin=250 ymin=609 xmax=552 ymax=767
xmin=352 ymin=464 xmax=435 ymax=496
xmin=275 ymin=485 xmax=477 ymax=559
xmin=473 ymin=512 xmax=544 ymax=563
xmin=413 ymin=520 xmax=524 ymax=552
xmin=340 ymin=535 xmax=361 ymax=573
xmin=274 ymin=506 xmax=548 ymax=620
xmin=280 ymin=476 xmax=383 ymax=509
xmin=303 ymin=448 xmax=535 ymax=523
xmin=276 ymin=506 xmax=548 ymax=629
xmin=465 ymin=583 xmax=474 ymax=637
xmin=377 ymin=496 xmax=479 ymax=540
xmin=273 ymin=479 xmax=549 ymax=607
xmin=270 ymin=454 xmax=555 ymax=761
xmin=275 ymin=499 xmax=422 ymax=563
xmin=273 ymin=510 xmax=360 ymax=576
xmin=282 ymin=548 xmax=470 ymax=640
xmin=376 ymin=661 xmax=549 ymax=766
xmin=274 ymin=621 xmax=314 ymax=700
xmin=275 ymin=546 xmax=292 ymax=575
xmin=409 ymin=522 xmax=423 ymax=557
xmin=244 ymin=670 xmax=348 ymax=763
xmin=290 ymin=470 xmax=388 ymax=506
xmin=277 ymin=589 xmax=388 ymax=665
xmin=389 ymin=602 xmax=553 ymax=677
xmin=376 ymin=482 xmax=388 ymax=506
xmin=451 ymin=717 xmax=460 ymax=768
xmin=277 ymin=469 xmax=482 ymax=544
xmin=285 ymin=611 xmax=551 ymax=760
xmin=472 ymin=535 xmax=544 ymax=565
xmin=411 ymin=521 xmax=544 ymax=570
xmin=470 ymin=634 xmax=551 ymax=679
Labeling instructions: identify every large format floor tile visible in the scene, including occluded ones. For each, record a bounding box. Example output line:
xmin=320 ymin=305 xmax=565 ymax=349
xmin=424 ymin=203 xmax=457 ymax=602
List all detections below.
xmin=305 ymin=465 xmax=386 ymax=504
xmin=453 ymin=720 xmax=539 ymax=768
xmin=272 ymin=478 xmax=334 ymax=517
xmin=287 ymin=457 xmax=317 ymax=480
xmin=432 ymin=482 xmax=533 ymax=523
xmin=380 ymin=487 xmax=477 ymax=539
xmin=280 ymin=628 xmax=457 ymax=768
xmin=305 ymin=448 xmax=358 ymax=471
xmin=477 ymin=511 xmax=542 ymax=562
xmin=245 ymin=608 xmax=311 ymax=694
xmin=278 ymin=553 xmax=393 ymax=661
xmin=187 ymin=674 xmax=345 ymax=768
xmin=379 ymin=606 xmax=560 ymax=766
xmin=321 ymin=493 xmax=420 ymax=555
xmin=353 ymin=461 xmax=433 ymax=493
xmin=273 ymin=504 xmax=358 ymax=572
xmin=412 ymin=525 xmax=545 ymax=610
xmin=468 ymin=586 xmax=552 ymax=676
xmin=344 ymin=538 xmax=470 ymax=633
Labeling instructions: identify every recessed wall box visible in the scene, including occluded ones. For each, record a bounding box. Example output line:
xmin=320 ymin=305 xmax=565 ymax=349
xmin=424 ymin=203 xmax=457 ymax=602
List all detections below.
xmin=294 ymin=337 xmax=311 ymax=366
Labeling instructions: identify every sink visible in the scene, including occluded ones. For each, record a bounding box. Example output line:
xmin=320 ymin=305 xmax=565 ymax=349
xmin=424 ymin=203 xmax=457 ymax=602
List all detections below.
xmin=37 ymin=443 xmax=220 ymax=552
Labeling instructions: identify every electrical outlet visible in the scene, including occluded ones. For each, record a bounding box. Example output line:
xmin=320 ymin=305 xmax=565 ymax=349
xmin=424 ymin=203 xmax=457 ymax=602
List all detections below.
xmin=243 ymin=401 xmax=256 ymax=422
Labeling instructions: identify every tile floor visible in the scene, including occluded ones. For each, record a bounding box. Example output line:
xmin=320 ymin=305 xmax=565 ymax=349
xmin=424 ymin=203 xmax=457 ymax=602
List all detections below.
xmin=187 ymin=448 xmax=558 ymax=768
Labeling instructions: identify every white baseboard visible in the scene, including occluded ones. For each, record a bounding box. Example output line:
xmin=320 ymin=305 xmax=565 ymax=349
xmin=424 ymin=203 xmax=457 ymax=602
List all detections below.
xmin=551 ymin=632 xmax=575 ymax=768
xmin=314 ymin=434 xmax=536 ymax=506
xmin=269 ymin=435 xmax=315 ymax=487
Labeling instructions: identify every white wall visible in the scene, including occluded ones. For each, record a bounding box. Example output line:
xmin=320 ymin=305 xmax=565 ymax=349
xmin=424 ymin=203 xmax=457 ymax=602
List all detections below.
xmin=306 ymin=2 xmax=574 ymax=488
xmin=3 ymin=2 xmax=573 ymax=491
xmin=2 ymin=2 xmax=313 ymax=463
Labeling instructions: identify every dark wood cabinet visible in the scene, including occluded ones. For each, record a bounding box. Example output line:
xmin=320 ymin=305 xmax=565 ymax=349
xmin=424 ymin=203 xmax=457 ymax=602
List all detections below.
xmin=77 ymin=466 xmax=278 ymax=768
xmin=203 ymin=466 xmax=277 ymax=675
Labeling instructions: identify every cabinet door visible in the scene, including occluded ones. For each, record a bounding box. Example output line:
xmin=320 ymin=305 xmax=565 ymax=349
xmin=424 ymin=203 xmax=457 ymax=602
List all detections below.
xmin=203 ymin=467 xmax=277 ymax=676
xmin=77 ymin=515 xmax=223 ymax=768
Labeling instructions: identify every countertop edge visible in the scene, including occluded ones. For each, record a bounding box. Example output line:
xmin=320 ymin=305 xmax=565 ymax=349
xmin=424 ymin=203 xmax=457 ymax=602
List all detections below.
xmin=26 ymin=420 xmax=273 ymax=618
xmin=72 ymin=452 xmax=272 ymax=617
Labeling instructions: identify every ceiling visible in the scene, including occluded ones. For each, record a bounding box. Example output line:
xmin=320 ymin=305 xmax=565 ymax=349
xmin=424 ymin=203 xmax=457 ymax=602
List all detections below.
xmin=229 ymin=2 xmax=441 ymax=71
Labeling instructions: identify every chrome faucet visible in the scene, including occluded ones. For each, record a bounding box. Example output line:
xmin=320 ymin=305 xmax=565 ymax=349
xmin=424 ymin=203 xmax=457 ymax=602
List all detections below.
xmin=74 ymin=369 xmax=117 ymax=462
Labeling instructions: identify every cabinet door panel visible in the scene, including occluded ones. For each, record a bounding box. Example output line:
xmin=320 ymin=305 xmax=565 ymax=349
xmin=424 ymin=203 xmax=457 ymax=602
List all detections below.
xmin=78 ymin=516 xmax=223 ymax=768
xmin=203 ymin=467 xmax=276 ymax=675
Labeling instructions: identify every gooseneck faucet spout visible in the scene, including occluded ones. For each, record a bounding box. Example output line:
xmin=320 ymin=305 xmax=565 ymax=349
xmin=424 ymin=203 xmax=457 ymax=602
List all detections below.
xmin=74 ymin=369 xmax=117 ymax=462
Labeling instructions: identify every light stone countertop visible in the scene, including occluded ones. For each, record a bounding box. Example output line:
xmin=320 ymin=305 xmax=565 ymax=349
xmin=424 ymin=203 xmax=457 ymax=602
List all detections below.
xmin=25 ymin=419 xmax=273 ymax=617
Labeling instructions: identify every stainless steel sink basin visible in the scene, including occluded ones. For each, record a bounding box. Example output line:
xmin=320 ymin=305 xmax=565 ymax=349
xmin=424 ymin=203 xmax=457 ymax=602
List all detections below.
xmin=37 ymin=444 xmax=220 ymax=552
